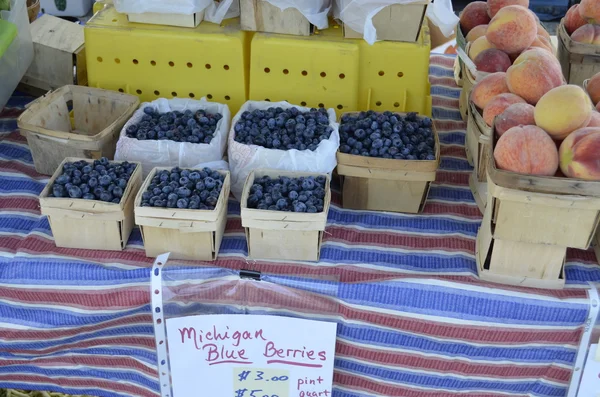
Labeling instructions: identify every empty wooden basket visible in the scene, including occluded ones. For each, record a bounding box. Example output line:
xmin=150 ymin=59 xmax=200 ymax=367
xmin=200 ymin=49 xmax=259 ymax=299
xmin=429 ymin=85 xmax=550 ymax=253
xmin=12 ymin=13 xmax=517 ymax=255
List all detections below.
xmin=18 ymin=85 xmax=139 ymax=175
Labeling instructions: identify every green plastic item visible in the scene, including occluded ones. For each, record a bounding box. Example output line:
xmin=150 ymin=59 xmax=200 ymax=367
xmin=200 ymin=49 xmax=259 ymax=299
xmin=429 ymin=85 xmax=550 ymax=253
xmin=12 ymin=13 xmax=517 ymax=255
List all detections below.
xmin=0 ymin=19 xmax=17 ymax=58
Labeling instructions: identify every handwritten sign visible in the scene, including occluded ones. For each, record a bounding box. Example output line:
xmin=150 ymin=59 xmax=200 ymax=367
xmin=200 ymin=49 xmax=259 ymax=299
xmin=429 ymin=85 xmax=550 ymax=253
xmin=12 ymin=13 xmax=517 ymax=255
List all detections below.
xmin=165 ymin=315 xmax=337 ymax=397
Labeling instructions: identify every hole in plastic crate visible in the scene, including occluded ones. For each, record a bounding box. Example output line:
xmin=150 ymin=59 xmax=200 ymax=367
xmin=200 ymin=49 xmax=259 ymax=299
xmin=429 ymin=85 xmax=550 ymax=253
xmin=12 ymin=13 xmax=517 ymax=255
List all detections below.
xmin=318 ymin=103 xmax=324 ymax=108
xmin=151 ymin=60 xmax=156 ymax=66
xmin=155 ymin=307 xmax=160 ymax=313
xmin=154 ymin=90 xmax=160 ymax=96
xmin=133 ymin=59 xmax=139 ymax=65
xmin=339 ymin=73 xmax=345 ymax=79
xmin=172 ymin=92 xmax=178 ymax=97
xmin=97 ymin=57 xmax=103 ymax=62
xmin=189 ymin=93 xmax=195 ymax=98
xmin=154 ymin=289 xmax=160 ymax=295
xmin=378 ymin=71 xmax=385 ymax=76
xmin=114 ymin=58 xmax=120 ymax=64
xmin=337 ymin=104 xmax=343 ymax=110
xmin=302 ymin=70 xmax=308 ymax=76
xmin=207 ymin=94 xmax=213 ymax=99
xmin=264 ymin=99 xmax=270 ymax=102
xmin=393 ymin=102 xmax=400 ymax=108
xmin=224 ymin=65 xmax=230 ymax=70
xmin=283 ymin=69 xmax=289 ymax=75
xmin=397 ymin=72 xmax=404 ymax=78
xmin=225 ymin=95 xmax=231 ymax=101
xmin=157 ymin=318 xmax=162 ymax=324
xmin=169 ymin=61 xmax=175 ymax=67
xmin=112 ymin=19 xmax=117 ymax=22
xmin=159 ymin=340 xmax=164 ymax=345
xmin=118 ymin=88 xmax=124 ymax=93
xmin=136 ymin=89 xmax=142 ymax=95
xmin=320 ymin=72 xmax=326 ymax=78
xmin=264 ymin=67 xmax=271 ymax=73
xmin=205 ymin=64 xmax=211 ymax=69
xmin=187 ymin=62 xmax=193 ymax=68
xmin=376 ymin=101 xmax=382 ymax=107
xmin=301 ymin=101 xmax=307 ymax=106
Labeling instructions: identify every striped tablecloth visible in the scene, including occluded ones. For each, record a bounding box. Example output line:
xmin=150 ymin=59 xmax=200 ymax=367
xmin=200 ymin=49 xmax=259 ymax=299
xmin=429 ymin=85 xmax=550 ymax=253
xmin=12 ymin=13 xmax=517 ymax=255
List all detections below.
xmin=1 ymin=54 xmax=599 ymax=397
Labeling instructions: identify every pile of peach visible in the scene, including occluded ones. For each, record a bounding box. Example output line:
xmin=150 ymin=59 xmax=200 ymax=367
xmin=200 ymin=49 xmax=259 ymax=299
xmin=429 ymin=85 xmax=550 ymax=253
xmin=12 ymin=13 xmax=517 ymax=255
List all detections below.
xmin=472 ymin=68 xmax=600 ymax=181
xmin=459 ymin=0 xmax=553 ymax=74
xmin=564 ymin=0 xmax=600 ymax=44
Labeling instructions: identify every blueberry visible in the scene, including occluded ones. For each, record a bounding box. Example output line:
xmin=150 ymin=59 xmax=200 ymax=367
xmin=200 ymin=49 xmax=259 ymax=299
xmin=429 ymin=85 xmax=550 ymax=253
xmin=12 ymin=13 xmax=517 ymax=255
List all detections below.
xmin=52 ymin=184 xmax=66 ymax=197
xmin=176 ymin=198 xmax=189 ymax=208
xmin=301 ymin=179 xmax=315 ymax=190
xmin=179 ymin=177 xmax=190 ymax=186
xmin=177 ymin=187 xmax=192 ymax=197
xmin=83 ymin=193 xmax=95 ymax=200
xmin=293 ymin=202 xmax=307 ymax=212
xmin=56 ymin=175 xmax=70 ymax=185
xmin=99 ymin=175 xmax=112 ymax=187
xmin=204 ymin=177 xmax=216 ymax=189
xmin=205 ymin=196 xmax=218 ymax=208
xmin=113 ymin=187 xmax=124 ymax=198
xmin=100 ymin=191 xmax=113 ymax=202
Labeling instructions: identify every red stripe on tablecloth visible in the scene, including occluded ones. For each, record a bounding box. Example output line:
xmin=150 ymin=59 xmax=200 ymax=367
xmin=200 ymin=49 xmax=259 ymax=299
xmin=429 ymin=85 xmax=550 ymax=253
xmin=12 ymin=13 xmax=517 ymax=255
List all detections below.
xmin=5 ymin=336 xmax=154 ymax=355
xmin=335 ymin=341 xmax=571 ymax=382
xmin=0 ymin=314 xmax=153 ymax=340
xmin=325 ymin=226 xmax=476 ymax=252
xmin=334 ymin=372 xmax=524 ymax=397
xmin=0 ymin=196 xmax=40 ymax=213
xmin=0 ymin=356 xmax=157 ymax=377
xmin=0 ymin=107 xmax=24 ymax=119
xmin=433 ymin=96 xmax=460 ymax=109
xmin=0 ymin=374 xmax=157 ymax=397
xmin=0 ymin=161 xmax=47 ymax=180
xmin=1 ymin=130 xmax=27 ymax=143
xmin=0 ymin=286 xmax=149 ymax=310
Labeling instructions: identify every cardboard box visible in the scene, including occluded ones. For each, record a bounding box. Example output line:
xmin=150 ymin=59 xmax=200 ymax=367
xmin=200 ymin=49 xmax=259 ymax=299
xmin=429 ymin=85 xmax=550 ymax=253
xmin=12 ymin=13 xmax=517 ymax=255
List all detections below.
xmin=128 ymin=10 xmax=204 ymax=28
xmin=21 ymin=15 xmax=87 ymax=93
xmin=342 ymin=1 xmax=429 ymax=42
xmin=240 ymin=0 xmax=312 ymax=36
xmin=39 ymin=158 xmax=142 ymax=251
xmin=134 ymin=167 xmax=230 ymax=261
xmin=240 ymin=169 xmax=331 ymax=262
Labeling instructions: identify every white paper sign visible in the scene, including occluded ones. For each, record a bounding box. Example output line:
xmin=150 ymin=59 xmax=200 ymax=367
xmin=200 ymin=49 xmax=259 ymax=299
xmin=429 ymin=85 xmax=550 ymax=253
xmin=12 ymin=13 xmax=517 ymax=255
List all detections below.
xmin=166 ymin=314 xmax=338 ymax=397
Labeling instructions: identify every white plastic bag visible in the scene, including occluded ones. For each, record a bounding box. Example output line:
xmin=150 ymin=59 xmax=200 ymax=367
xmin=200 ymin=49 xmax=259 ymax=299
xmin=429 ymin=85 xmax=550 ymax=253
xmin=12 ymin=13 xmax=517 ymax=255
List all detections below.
xmin=114 ymin=0 xmax=213 ymax=14
xmin=228 ymin=101 xmax=340 ymax=199
xmin=114 ymin=98 xmax=231 ymax=177
xmin=337 ymin=0 xmax=458 ymax=45
xmin=204 ymin=0 xmax=240 ymax=24
xmin=258 ymin=0 xmax=331 ymax=29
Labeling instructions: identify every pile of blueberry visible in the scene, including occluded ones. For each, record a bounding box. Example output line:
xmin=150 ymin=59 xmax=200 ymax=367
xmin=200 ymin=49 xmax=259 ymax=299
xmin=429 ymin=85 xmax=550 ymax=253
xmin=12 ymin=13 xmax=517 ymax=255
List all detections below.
xmin=233 ymin=107 xmax=334 ymax=151
xmin=49 ymin=157 xmax=137 ymax=203
xmin=140 ymin=167 xmax=224 ymax=210
xmin=247 ymin=175 xmax=327 ymax=213
xmin=126 ymin=107 xmax=223 ymax=144
xmin=339 ymin=111 xmax=435 ymax=160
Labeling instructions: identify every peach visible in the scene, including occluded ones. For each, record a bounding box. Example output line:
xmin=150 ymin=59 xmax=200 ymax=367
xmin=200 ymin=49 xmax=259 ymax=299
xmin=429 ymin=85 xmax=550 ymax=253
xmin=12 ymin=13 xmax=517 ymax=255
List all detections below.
xmin=530 ymin=35 xmax=554 ymax=54
xmin=534 ymin=85 xmax=593 ymax=140
xmin=565 ymin=4 xmax=588 ymax=34
xmin=570 ymin=24 xmax=600 ymax=44
xmin=587 ymin=72 xmax=600 ymax=104
xmin=487 ymin=0 xmax=530 ymax=18
xmin=460 ymin=1 xmax=491 ymax=34
xmin=466 ymin=24 xmax=488 ymax=42
xmin=506 ymin=48 xmax=565 ymax=104
xmin=474 ymin=48 xmax=512 ymax=73
xmin=486 ymin=5 xmax=538 ymax=54
xmin=597 ymin=101 xmax=600 ymax=112
xmin=559 ymin=127 xmax=600 ymax=179
xmin=586 ymin=112 xmax=600 ymax=127
xmin=470 ymin=72 xmax=510 ymax=109
xmin=483 ymin=93 xmax=526 ymax=126
xmin=579 ymin=0 xmax=600 ymax=24
xmin=469 ymin=36 xmax=495 ymax=59
xmin=494 ymin=125 xmax=559 ymax=175
xmin=495 ymin=103 xmax=535 ymax=136
xmin=537 ymin=22 xmax=551 ymax=39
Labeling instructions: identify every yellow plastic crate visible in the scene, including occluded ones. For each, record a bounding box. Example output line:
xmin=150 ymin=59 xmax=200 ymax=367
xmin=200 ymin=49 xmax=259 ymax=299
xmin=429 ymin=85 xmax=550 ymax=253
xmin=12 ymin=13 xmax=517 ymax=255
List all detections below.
xmin=84 ymin=7 xmax=251 ymax=114
xmin=249 ymin=24 xmax=431 ymax=117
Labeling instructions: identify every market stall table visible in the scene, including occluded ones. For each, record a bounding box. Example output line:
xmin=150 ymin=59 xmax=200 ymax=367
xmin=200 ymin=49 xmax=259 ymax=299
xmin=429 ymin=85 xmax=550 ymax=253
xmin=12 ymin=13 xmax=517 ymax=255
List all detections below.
xmin=1 ymin=55 xmax=599 ymax=397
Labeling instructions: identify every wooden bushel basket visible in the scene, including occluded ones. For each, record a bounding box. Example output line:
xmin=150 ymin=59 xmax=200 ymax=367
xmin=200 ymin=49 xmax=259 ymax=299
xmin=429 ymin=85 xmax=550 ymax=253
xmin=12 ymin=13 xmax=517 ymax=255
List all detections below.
xmin=240 ymin=169 xmax=331 ymax=262
xmin=557 ymin=19 xmax=600 ymax=86
xmin=134 ymin=167 xmax=230 ymax=261
xmin=18 ymin=85 xmax=139 ymax=175
xmin=39 ymin=157 xmax=142 ymax=251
